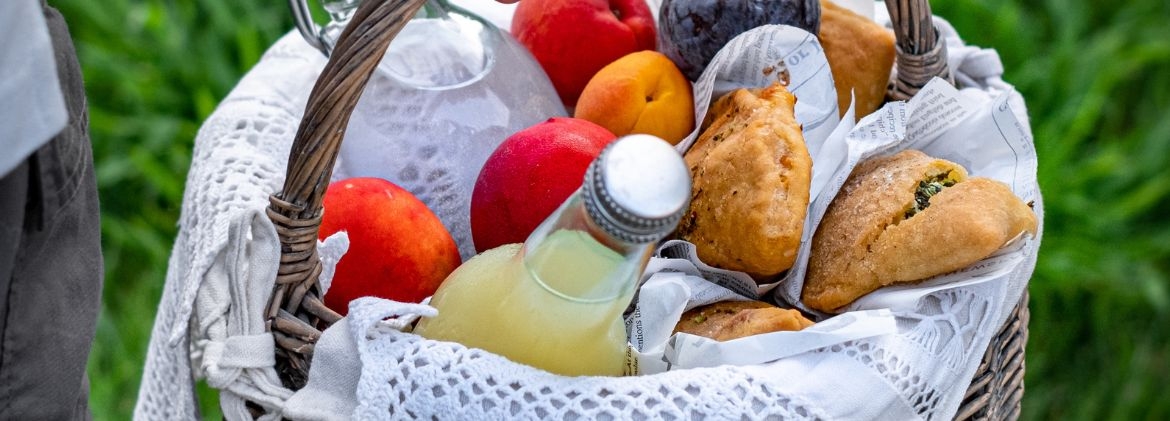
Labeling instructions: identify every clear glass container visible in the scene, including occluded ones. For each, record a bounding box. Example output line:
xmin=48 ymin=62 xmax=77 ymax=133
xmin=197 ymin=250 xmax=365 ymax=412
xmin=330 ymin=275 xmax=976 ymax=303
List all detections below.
xmin=302 ymin=0 xmax=567 ymax=259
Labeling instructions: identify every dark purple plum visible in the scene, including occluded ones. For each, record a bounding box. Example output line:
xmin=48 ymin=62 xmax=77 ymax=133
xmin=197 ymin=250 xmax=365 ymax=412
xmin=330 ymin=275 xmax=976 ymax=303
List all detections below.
xmin=659 ymin=0 xmax=821 ymax=80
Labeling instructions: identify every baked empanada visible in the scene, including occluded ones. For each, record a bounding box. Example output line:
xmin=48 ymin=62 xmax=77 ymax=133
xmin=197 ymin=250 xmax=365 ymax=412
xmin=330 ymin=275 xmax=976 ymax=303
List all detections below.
xmin=677 ymin=82 xmax=812 ymax=279
xmin=819 ymin=0 xmax=896 ymax=120
xmin=673 ymin=300 xmax=814 ymax=342
xmin=802 ymin=150 xmax=1038 ymax=312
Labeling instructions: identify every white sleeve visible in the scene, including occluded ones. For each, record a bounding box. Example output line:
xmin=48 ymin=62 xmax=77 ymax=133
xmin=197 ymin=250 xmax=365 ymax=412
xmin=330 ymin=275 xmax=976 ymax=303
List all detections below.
xmin=0 ymin=0 xmax=68 ymax=176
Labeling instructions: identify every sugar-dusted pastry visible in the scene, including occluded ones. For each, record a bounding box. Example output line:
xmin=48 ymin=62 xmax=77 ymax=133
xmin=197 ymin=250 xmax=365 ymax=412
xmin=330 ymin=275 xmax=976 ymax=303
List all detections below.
xmin=819 ymin=0 xmax=896 ymax=120
xmin=803 ymin=150 xmax=1039 ymax=312
xmin=673 ymin=300 xmax=814 ymax=342
xmin=677 ymin=82 xmax=812 ymax=279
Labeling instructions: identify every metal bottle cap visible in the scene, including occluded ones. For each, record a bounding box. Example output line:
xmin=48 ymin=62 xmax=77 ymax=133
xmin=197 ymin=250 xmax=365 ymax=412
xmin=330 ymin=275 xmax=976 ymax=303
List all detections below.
xmin=583 ymin=134 xmax=691 ymax=244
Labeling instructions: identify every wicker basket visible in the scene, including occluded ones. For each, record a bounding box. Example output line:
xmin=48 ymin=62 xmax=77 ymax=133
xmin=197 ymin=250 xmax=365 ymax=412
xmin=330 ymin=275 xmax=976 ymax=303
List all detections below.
xmin=262 ymin=0 xmax=1028 ymax=419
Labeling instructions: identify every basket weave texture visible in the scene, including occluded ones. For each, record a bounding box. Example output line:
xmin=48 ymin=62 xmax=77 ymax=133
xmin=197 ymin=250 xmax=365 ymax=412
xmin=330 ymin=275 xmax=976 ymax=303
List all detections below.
xmin=263 ymin=0 xmax=1029 ymax=419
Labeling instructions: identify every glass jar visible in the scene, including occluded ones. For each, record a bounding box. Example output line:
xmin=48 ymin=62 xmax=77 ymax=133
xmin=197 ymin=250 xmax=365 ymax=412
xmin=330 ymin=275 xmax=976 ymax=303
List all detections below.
xmin=292 ymin=0 xmax=567 ymax=259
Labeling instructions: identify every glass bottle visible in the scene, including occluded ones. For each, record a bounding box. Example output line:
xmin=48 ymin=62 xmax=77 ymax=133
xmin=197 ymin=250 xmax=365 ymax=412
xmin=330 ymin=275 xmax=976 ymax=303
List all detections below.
xmin=413 ymin=135 xmax=691 ymax=376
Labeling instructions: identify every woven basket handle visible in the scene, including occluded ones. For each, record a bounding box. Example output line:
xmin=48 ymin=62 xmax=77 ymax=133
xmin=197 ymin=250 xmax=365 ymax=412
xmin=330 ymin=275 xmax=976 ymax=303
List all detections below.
xmin=884 ymin=0 xmax=953 ymax=100
xmin=265 ymin=0 xmax=427 ymax=390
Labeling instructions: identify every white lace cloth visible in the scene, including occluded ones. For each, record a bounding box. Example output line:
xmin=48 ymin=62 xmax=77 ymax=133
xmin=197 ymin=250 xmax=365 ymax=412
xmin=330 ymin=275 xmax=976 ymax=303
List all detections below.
xmin=134 ymin=32 xmax=340 ymax=420
xmin=136 ymin=13 xmax=1042 ymax=421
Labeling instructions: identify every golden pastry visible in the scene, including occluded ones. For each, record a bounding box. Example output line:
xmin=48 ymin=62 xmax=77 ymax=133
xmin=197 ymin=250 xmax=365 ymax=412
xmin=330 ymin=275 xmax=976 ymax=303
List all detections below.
xmin=803 ymin=150 xmax=1039 ymax=312
xmin=677 ymin=82 xmax=812 ymax=279
xmin=819 ymin=0 xmax=896 ymax=120
xmin=673 ymin=300 xmax=814 ymax=342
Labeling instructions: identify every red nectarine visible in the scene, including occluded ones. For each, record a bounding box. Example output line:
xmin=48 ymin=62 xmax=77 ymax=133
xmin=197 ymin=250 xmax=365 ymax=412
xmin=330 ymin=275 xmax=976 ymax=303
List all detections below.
xmin=319 ymin=177 xmax=461 ymax=315
xmin=470 ymin=117 xmax=617 ymax=252
xmin=512 ymin=0 xmax=657 ymax=107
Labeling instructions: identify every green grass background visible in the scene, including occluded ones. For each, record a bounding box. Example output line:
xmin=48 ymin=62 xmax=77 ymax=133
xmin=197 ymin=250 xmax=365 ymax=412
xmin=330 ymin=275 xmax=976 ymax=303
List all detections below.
xmin=48 ymin=0 xmax=1168 ymax=419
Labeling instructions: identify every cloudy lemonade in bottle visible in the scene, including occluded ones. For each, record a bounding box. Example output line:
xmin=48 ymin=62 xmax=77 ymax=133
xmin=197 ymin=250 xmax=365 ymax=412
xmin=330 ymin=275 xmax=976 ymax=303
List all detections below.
xmin=414 ymin=135 xmax=691 ymax=376
xmin=415 ymin=229 xmax=632 ymax=376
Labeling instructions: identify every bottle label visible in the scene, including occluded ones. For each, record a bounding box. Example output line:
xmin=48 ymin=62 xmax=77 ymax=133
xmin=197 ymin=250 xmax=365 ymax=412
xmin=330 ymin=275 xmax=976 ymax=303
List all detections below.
xmin=623 ymin=345 xmax=639 ymax=376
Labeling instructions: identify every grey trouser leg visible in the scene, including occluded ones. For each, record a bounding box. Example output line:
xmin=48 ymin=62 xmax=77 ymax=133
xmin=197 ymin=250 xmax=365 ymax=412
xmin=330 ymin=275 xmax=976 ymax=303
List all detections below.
xmin=0 ymin=3 xmax=103 ymax=419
